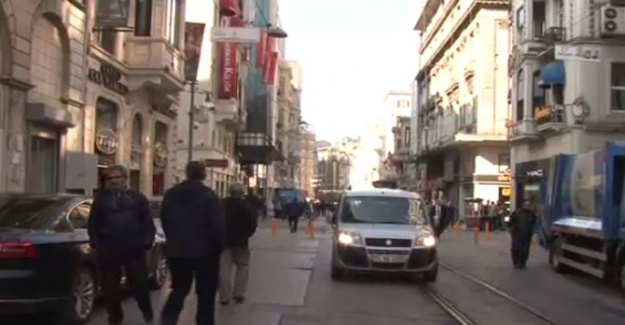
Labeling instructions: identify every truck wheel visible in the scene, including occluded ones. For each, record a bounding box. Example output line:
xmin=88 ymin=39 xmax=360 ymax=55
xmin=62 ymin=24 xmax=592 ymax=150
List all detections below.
xmin=549 ymin=237 xmax=570 ymax=273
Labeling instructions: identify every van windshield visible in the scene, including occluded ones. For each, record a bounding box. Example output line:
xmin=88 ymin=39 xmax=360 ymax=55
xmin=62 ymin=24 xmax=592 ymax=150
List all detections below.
xmin=340 ymin=196 xmax=428 ymax=225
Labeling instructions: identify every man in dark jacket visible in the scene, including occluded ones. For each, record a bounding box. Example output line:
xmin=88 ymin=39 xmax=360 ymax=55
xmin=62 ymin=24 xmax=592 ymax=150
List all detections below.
xmin=219 ymin=183 xmax=257 ymax=305
xmin=160 ymin=161 xmax=225 ymax=325
xmin=285 ymin=197 xmax=302 ymax=233
xmin=87 ymin=165 xmax=155 ymax=325
xmin=429 ymin=199 xmax=449 ymax=238
xmin=509 ymin=199 xmax=538 ymax=269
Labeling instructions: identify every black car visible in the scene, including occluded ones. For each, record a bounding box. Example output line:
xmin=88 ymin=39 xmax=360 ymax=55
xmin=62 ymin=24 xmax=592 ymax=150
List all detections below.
xmin=0 ymin=194 xmax=167 ymax=324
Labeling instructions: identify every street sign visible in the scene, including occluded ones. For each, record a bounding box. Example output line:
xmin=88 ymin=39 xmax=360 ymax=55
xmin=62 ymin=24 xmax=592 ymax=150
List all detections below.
xmin=204 ymin=159 xmax=229 ymax=168
xmin=210 ymin=27 xmax=261 ymax=43
xmin=555 ymin=44 xmax=601 ymax=62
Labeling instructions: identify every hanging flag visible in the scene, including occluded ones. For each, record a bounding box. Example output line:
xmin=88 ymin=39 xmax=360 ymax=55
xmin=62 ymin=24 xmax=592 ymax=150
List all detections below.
xmin=263 ymin=51 xmax=278 ymax=85
xmin=256 ymin=32 xmax=267 ymax=67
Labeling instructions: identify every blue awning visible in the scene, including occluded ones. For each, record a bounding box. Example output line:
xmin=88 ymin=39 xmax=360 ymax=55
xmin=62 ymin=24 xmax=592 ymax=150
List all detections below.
xmin=538 ymin=61 xmax=565 ymax=88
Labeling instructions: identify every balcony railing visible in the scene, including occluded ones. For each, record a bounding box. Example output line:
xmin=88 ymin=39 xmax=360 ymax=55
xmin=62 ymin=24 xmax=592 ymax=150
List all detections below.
xmin=534 ymin=105 xmax=566 ymax=131
xmin=124 ymin=37 xmax=185 ymax=94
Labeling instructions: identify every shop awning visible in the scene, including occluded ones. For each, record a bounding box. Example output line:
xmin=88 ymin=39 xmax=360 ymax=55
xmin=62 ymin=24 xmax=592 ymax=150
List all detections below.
xmin=220 ymin=0 xmax=240 ymax=17
xmin=538 ymin=61 xmax=565 ymax=88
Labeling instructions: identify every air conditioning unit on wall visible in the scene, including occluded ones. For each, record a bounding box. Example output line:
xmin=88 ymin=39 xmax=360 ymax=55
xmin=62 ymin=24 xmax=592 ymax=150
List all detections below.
xmin=600 ymin=5 xmax=625 ymax=36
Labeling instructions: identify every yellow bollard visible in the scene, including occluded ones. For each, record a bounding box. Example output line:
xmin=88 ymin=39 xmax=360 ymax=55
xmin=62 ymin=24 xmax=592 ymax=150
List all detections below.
xmin=271 ymin=218 xmax=279 ymax=237
xmin=307 ymin=219 xmax=315 ymax=239
xmin=473 ymin=227 xmax=480 ymax=246
xmin=485 ymin=222 xmax=492 ymax=241
xmin=454 ymin=222 xmax=461 ymax=238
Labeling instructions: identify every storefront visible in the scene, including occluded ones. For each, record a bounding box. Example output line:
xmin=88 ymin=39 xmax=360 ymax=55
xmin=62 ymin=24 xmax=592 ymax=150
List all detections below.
xmin=94 ymin=97 xmax=120 ymax=191
xmin=514 ymin=158 xmax=551 ymax=209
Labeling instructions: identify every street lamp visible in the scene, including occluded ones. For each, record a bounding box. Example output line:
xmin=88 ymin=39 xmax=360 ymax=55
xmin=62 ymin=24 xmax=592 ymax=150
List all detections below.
xmin=267 ymin=25 xmax=288 ymax=38
xmin=186 ymin=80 xmax=212 ymax=163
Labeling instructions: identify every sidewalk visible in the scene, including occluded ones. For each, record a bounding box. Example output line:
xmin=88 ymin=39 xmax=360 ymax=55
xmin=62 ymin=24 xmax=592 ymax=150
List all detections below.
xmin=437 ymin=230 xmax=625 ymax=325
xmin=211 ymin=219 xmax=327 ymax=325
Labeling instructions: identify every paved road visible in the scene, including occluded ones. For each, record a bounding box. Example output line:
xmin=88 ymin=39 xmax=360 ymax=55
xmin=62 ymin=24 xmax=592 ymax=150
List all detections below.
xmin=6 ymin=221 xmax=625 ymax=324
xmin=436 ymin=229 xmax=625 ymax=325
xmin=5 ymin=219 xmax=453 ymax=325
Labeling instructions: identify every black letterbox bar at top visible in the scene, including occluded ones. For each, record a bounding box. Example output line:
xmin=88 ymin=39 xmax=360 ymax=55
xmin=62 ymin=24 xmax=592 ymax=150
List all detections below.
xmin=204 ymin=159 xmax=229 ymax=168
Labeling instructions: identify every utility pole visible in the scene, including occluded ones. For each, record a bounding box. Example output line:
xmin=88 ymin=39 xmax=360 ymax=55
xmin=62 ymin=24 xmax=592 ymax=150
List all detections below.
xmin=187 ymin=80 xmax=197 ymax=162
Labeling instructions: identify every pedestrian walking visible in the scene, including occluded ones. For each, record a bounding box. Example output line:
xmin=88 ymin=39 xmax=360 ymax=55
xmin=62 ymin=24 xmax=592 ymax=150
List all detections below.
xmin=160 ymin=161 xmax=225 ymax=325
xmin=285 ymin=197 xmax=302 ymax=233
xmin=429 ymin=199 xmax=449 ymax=238
xmin=273 ymin=196 xmax=283 ymax=220
xmin=219 ymin=183 xmax=257 ymax=305
xmin=508 ymin=199 xmax=538 ymax=269
xmin=87 ymin=165 xmax=155 ymax=325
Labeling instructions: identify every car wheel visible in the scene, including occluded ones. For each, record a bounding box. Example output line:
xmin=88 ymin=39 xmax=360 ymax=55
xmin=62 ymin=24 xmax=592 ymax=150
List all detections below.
xmin=56 ymin=267 xmax=96 ymax=325
xmin=150 ymin=251 xmax=168 ymax=290
xmin=549 ymin=236 xmax=570 ymax=273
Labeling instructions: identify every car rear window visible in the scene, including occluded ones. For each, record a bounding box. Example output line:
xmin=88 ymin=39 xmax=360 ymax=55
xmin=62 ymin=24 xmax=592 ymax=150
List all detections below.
xmin=0 ymin=197 xmax=64 ymax=229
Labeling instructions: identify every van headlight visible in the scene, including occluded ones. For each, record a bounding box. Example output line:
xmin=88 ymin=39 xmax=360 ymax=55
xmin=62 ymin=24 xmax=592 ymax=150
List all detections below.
xmin=337 ymin=231 xmax=362 ymax=246
xmin=415 ymin=234 xmax=436 ymax=247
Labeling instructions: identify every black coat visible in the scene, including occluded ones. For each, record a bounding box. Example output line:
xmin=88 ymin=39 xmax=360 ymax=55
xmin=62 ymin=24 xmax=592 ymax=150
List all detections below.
xmin=222 ymin=197 xmax=257 ymax=247
xmin=509 ymin=208 xmax=537 ymax=237
xmin=429 ymin=205 xmax=450 ymax=235
xmin=160 ymin=180 xmax=225 ymax=258
xmin=87 ymin=190 xmax=155 ymax=256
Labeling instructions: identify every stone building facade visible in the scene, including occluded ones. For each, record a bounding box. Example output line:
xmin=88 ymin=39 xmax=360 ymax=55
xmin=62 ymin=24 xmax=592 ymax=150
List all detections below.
xmin=0 ymin=0 xmax=185 ymax=194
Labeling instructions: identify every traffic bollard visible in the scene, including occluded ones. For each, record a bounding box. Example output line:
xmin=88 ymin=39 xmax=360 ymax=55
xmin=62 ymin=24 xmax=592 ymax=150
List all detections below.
xmin=485 ymin=222 xmax=492 ymax=241
xmin=473 ymin=227 xmax=480 ymax=246
xmin=271 ymin=218 xmax=279 ymax=237
xmin=307 ymin=219 xmax=315 ymax=239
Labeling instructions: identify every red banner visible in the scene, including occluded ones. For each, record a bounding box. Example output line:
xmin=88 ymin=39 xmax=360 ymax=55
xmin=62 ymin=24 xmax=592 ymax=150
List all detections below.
xmin=263 ymin=51 xmax=278 ymax=85
xmin=263 ymin=36 xmax=274 ymax=67
xmin=217 ymin=41 xmax=238 ymax=99
xmin=219 ymin=0 xmax=240 ymax=16
xmin=256 ymin=32 xmax=267 ymax=67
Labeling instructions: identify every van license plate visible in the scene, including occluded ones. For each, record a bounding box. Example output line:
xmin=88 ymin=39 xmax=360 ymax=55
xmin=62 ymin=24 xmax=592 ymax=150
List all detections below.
xmin=372 ymin=254 xmax=405 ymax=263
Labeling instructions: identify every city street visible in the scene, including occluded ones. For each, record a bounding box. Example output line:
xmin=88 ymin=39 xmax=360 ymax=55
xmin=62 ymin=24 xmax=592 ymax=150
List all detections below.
xmin=5 ymin=221 xmax=625 ymax=325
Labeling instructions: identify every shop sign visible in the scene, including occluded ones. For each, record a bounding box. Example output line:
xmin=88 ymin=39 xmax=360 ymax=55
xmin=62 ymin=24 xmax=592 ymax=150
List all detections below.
xmin=88 ymin=62 xmax=129 ymax=96
xmin=204 ymin=159 xmax=229 ymax=168
xmin=526 ymin=169 xmax=543 ymax=177
xmin=95 ymin=129 xmax=119 ymax=155
xmin=153 ymin=142 xmax=168 ymax=168
xmin=498 ymin=174 xmax=511 ymax=182
xmin=501 ymin=187 xmax=512 ymax=196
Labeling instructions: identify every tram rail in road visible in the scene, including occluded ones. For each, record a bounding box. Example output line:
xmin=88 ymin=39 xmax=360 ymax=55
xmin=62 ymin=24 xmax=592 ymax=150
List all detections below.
xmin=438 ymin=262 xmax=563 ymax=325
xmin=423 ymin=285 xmax=477 ymax=325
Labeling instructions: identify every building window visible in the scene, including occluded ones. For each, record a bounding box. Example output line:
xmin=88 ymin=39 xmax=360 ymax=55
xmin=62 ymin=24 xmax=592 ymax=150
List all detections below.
xmin=166 ymin=0 xmax=182 ymax=46
xmin=532 ymin=0 xmax=546 ymax=38
xmin=611 ymin=63 xmax=625 ymax=111
xmin=404 ymin=127 xmax=411 ymax=145
xmin=134 ymin=0 xmax=153 ymax=36
xmin=516 ymin=70 xmax=525 ymax=121
xmin=532 ymin=71 xmax=544 ymax=117
xmin=28 ymin=132 xmax=59 ymax=193
xmin=97 ymin=30 xmax=116 ymax=54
